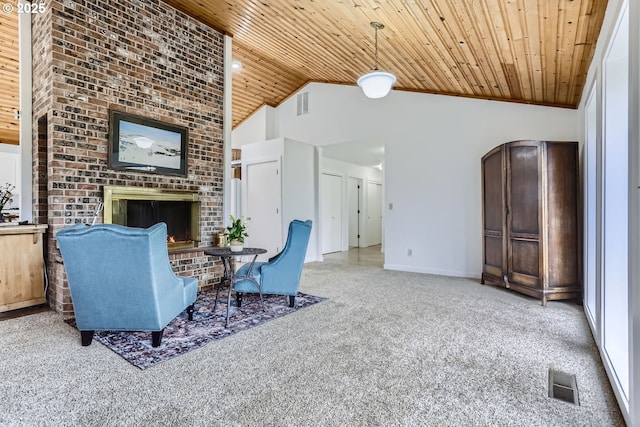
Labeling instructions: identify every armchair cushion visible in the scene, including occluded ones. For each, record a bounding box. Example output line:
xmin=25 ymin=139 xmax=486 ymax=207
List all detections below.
xmin=57 ymin=223 xmax=197 ymax=345
xmin=235 ymin=220 xmax=312 ymax=297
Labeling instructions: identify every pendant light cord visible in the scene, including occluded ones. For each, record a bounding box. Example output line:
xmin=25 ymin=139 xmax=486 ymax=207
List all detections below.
xmin=374 ymin=26 xmax=379 ymax=70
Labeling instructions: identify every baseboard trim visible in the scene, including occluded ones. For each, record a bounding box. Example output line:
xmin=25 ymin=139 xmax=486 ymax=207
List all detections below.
xmin=383 ymin=263 xmax=481 ymax=280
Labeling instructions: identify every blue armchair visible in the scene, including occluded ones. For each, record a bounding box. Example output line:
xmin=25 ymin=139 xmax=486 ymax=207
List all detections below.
xmin=234 ymin=219 xmax=312 ymax=307
xmin=56 ymin=223 xmax=198 ymax=347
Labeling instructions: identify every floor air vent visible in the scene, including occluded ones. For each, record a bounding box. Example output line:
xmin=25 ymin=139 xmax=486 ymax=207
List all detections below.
xmin=548 ymin=369 xmax=580 ymax=405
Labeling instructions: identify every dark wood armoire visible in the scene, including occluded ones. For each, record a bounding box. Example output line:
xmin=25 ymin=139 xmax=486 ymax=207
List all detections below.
xmin=481 ymin=140 xmax=581 ymax=305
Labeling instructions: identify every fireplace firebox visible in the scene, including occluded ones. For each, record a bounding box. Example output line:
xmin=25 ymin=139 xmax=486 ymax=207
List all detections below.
xmin=103 ymin=186 xmax=200 ymax=249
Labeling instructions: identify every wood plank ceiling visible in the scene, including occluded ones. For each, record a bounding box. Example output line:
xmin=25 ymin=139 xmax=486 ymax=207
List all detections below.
xmin=0 ymin=2 xmax=19 ymax=145
xmin=0 ymin=1 xmax=609 ymax=141
xmin=167 ymin=0 xmax=607 ymax=129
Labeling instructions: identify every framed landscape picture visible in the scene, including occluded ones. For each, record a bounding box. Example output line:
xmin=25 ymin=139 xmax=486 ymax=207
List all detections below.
xmin=108 ymin=110 xmax=188 ymax=177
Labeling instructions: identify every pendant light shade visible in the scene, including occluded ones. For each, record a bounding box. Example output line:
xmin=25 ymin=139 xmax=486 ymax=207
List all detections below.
xmin=357 ymin=71 xmax=397 ymax=99
xmin=358 ymin=22 xmax=396 ymax=99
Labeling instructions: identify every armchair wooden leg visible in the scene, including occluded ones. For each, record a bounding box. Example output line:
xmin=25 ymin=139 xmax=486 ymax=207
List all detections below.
xmin=187 ymin=304 xmax=195 ymax=321
xmin=288 ymin=295 xmax=295 ymax=308
xmin=151 ymin=329 xmax=164 ymax=347
xmin=80 ymin=330 xmax=94 ymax=346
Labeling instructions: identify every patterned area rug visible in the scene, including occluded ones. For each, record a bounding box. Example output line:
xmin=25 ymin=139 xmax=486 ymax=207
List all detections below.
xmin=65 ymin=289 xmax=326 ymax=369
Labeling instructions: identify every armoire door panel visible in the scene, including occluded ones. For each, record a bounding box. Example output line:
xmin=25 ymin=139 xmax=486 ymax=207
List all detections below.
xmin=510 ymin=239 xmax=540 ymax=280
xmin=483 ymin=149 xmax=504 ymax=232
xmin=510 ymin=272 xmax=540 ymax=288
xmin=508 ymin=145 xmax=540 ymax=235
xmin=484 ymin=235 xmax=503 ymax=270
xmin=485 ymin=265 xmax=503 ymax=278
xmin=546 ymin=143 xmax=580 ymax=287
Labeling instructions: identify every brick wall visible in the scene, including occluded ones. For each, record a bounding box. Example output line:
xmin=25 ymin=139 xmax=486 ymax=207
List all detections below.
xmin=32 ymin=0 xmax=225 ymax=315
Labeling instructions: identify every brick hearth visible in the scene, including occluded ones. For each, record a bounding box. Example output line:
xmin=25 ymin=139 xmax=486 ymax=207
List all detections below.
xmin=31 ymin=0 xmax=225 ymax=315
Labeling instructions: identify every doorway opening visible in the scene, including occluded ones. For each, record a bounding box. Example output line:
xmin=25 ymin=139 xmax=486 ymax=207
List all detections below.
xmin=322 ymin=244 xmax=383 ymax=267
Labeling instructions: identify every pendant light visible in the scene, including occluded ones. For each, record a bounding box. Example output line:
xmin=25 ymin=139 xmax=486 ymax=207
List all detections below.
xmin=357 ymin=22 xmax=396 ymax=99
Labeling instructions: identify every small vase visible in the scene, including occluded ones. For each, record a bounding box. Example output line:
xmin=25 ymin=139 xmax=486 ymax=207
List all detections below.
xmin=229 ymin=240 xmax=243 ymax=252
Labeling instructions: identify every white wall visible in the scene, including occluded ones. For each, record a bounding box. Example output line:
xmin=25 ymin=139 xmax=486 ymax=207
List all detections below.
xmin=283 ymin=138 xmax=318 ymax=256
xmin=241 ymin=137 xmax=320 ymax=262
xmin=232 ymin=105 xmax=277 ymax=148
xmin=235 ymin=83 xmax=577 ymax=278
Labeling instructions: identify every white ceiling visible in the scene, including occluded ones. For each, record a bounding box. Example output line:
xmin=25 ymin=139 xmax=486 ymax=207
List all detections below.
xmin=321 ymin=139 xmax=385 ymax=169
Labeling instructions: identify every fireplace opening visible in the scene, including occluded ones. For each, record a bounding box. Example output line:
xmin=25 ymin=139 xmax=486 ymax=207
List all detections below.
xmin=103 ymin=186 xmax=200 ymax=249
xmin=127 ymin=200 xmax=192 ymax=243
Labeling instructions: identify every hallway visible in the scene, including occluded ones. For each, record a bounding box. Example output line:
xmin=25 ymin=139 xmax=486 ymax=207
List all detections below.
xmin=322 ymin=245 xmax=383 ymax=268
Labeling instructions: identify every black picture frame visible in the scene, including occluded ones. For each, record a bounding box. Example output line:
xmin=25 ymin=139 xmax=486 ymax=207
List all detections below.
xmin=108 ymin=110 xmax=188 ymax=177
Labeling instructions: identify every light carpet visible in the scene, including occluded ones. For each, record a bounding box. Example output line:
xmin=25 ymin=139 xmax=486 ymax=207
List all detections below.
xmin=0 ymin=263 xmax=625 ymax=426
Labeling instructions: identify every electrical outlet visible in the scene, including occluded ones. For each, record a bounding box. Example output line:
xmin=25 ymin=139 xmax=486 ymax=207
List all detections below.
xmin=388 ymin=203 xmax=393 ymax=210
xmin=407 ymin=249 xmax=412 ymax=256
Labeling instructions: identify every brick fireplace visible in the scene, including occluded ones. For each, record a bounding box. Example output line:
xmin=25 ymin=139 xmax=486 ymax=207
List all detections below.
xmin=31 ymin=0 xmax=226 ymax=315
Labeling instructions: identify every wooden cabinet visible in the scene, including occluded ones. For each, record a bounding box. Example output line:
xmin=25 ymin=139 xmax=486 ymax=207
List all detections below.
xmin=0 ymin=224 xmax=48 ymax=312
xmin=481 ymin=140 xmax=581 ymax=305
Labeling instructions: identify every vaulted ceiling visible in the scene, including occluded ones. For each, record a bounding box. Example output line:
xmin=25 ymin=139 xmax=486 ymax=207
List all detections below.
xmin=167 ymin=0 xmax=607 ymax=129
xmin=0 ymin=0 xmax=609 ymax=146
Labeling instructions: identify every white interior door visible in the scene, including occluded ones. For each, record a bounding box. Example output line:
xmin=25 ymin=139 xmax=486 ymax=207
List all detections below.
xmin=366 ymin=181 xmax=382 ymax=246
xmin=245 ymin=160 xmax=282 ymax=260
xmin=321 ymin=173 xmax=342 ymax=254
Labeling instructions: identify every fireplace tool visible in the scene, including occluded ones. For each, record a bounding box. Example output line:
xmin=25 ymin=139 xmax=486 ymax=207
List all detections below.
xmin=91 ymin=201 xmax=104 ymax=226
